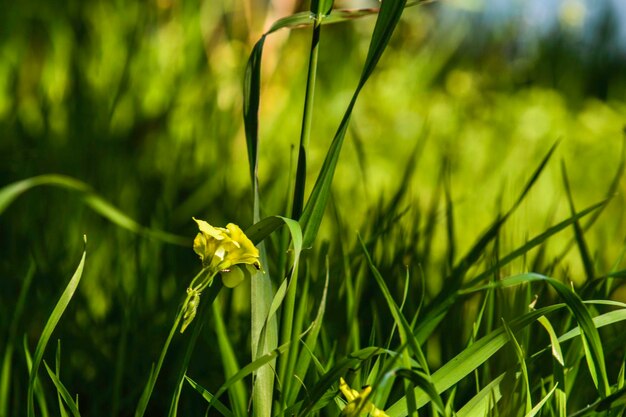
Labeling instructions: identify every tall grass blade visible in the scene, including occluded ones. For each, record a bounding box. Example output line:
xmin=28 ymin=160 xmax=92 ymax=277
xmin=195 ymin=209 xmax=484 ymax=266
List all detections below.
xmin=359 ymin=235 xmax=429 ymax=415
xmin=212 ymin=300 xmax=248 ymax=417
xmin=415 ymin=143 xmax=560 ymax=342
xmin=185 ymin=376 xmax=234 ymax=417
xmin=285 ymin=266 xmax=330 ymax=405
xmin=561 ymin=162 xmax=595 ymax=281
xmin=276 ymin=218 xmax=305 ymax=404
xmin=501 ymin=318 xmax=532 ymax=414
xmin=386 ymin=305 xmax=563 ymax=417
xmin=43 ymin=362 xmax=80 ymax=417
xmin=27 ymin=236 xmax=86 ymax=417
xmin=299 ymin=0 xmax=408 ymax=247
xmin=54 ymin=341 xmax=69 ymax=417
xmin=0 ymin=262 xmax=35 ymax=417
xmin=525 ymin=383 xmax=558 ymax=417
xmin=23 ymin=338 xmax=50 ymax=417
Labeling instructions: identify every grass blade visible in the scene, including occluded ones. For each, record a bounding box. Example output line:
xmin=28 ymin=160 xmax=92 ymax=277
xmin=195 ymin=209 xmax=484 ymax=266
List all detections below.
xmin=0 ymin=262 xmax=35 ymax=416
xmin=0 ymin=175 xmax=187 ymax=245
xmin=27 ymin=236 xmax=86 ymax=417
xmin=54 ymin=341 xmax=69 ymax=417
xmin=212 ymin=299 xmax=248 ymax=417
xmin=386 ymin=305 xmax=563 ymax=417
xmin=185 ymin=376 xmax=234 ymax=417
xmin=525 ymin=383 xmax=558 ymax=417
xmin=299 ymin=0 xmax=408 ymax=247
xmin=43 ymin=361 xmax=80 ymax=417
xmin=501 ymin=318 xmax=532 ymax=414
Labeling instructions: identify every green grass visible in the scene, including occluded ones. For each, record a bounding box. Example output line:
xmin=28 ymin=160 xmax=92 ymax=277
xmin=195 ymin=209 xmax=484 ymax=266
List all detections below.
xmin=1 ymin=1 xmax=626 ymax=416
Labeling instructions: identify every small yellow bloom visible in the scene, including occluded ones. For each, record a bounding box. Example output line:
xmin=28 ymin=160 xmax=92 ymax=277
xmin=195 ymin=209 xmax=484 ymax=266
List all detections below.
xmin=180 ymin=219 xmax=261 ymax=333
xmin=339 ymin=377 xmax=389 ymax=417
xmin=192 ymin=218 xmax=261 ymax=273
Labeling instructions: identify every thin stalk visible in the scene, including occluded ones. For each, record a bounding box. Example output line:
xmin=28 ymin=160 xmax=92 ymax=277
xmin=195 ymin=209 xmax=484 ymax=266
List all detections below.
xmin=135 ymin=269 xmax=215 ymax=417
xmin=291 ymin=19 xmax=322 ymax=219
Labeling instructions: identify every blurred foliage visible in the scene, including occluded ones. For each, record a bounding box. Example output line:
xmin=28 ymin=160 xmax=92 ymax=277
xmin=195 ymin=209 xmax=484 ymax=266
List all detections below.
xmin=1 ymin=0 xmax=625 ymax=415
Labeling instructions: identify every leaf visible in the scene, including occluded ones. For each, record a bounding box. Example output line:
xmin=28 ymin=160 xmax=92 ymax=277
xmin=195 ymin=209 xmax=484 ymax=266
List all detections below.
xmin=298 ymin=0 xmax=408 ymax=247
xmin=386 ymin=305 xmax=563 ymax=417
xmin=43 ymin=361 xmax=81 ymax=417
xmin=311 ymin=0 xmax=334 ymax=17
xmin=185 ymin=376 xmax=234 ymax=417
xmin=212 ymin=300 xmax=248 ymax=417
xmin=0 ymin=262 xmax=35 ymax=417
xmin=471 ymin=273 xmax=611 ymax=398
xmin=525 ymin=384 xmax=558 ymax=417
xmin=27 ymin=237 xmax=86 ymax=417
xmin=456 ymin=373 xmax=505 ymax=417
xmin=0 ymin=175 xmax=187 ymax=245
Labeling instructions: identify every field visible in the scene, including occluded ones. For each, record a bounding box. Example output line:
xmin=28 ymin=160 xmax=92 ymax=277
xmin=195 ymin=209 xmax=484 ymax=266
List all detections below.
xmin=1 ymin=1 xmax=626 ymax=416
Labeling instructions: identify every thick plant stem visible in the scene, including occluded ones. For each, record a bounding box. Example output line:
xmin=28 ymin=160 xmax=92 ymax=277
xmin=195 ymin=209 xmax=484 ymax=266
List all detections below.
xmin=292 ymin=20 xmax=322 ymax=220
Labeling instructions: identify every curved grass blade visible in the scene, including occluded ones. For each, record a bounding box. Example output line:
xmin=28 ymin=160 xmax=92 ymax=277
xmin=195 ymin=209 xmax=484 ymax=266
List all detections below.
xmin=185 ymin=376 xmax=234 ymax=417
xmin=245 ymin=216 xmax=285 ymax=244
xmin=0 ymin=175 xmax=88 ymax=214
xmin=467 ymin=200 xmax=607 ymax=288
xmin=27 ymin=236 xmax=86 ymax=417
xmin=276 ymin=218 xmax=306 ymax=401
xmin=202 ymin=341 xmax=292 ymax=414
xmin=391 ymin=369 xmax=446 ymax=416
xmin=537 ymin=316 xmax=564 ymax=366
xmin=43 ymin=361 xmax=80 ymax=417
xmin=386 ymin=305 xmax=563 ymax=417
xmin=0 ymin=175 xmax=187 ymax=245
xmin=468 ymin=273 xmax=611 ymax=398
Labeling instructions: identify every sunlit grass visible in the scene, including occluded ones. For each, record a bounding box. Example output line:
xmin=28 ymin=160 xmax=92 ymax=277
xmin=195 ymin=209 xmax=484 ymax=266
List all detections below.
xmin=1 ymin=1 xmax=626 ymax=417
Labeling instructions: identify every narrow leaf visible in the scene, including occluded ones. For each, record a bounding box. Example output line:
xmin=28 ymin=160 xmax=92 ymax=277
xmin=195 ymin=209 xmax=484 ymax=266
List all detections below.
xmin=27 ymin=237 xmax=86 ymax=417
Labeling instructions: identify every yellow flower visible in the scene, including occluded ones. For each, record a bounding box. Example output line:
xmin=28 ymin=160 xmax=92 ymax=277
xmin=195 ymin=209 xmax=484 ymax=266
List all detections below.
xmin=339 ymin=377 xmax=389 ymax=417
xmin=192 ymin=218 xmax=261 ymax=273
xmin=180 ymin=219 xmax=261 ymax=333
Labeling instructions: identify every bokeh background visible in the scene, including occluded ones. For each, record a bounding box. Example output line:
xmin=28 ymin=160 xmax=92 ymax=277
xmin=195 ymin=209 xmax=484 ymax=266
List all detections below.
xmin=1 ymin=0 xmax=626 ymax=415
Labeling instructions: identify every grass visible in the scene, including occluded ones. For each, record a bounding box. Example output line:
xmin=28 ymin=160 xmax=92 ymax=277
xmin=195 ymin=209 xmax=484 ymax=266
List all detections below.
xmin=1 ymin=1 xmax=626 ymax=416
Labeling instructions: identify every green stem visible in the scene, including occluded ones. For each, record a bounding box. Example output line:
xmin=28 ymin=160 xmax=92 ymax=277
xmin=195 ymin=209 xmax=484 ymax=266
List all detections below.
xmin=135 ymin=270 xmax=216 ymax=417
xmin=135 ymin=300 xmax=185 ymax=417
xmin=291 ymin=19 xmax=322 ymax=219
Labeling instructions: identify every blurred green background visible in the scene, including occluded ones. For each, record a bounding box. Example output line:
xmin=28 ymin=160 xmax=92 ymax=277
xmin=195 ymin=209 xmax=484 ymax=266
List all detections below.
xmin=1 ymin=0 xmax=626 ymax=415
